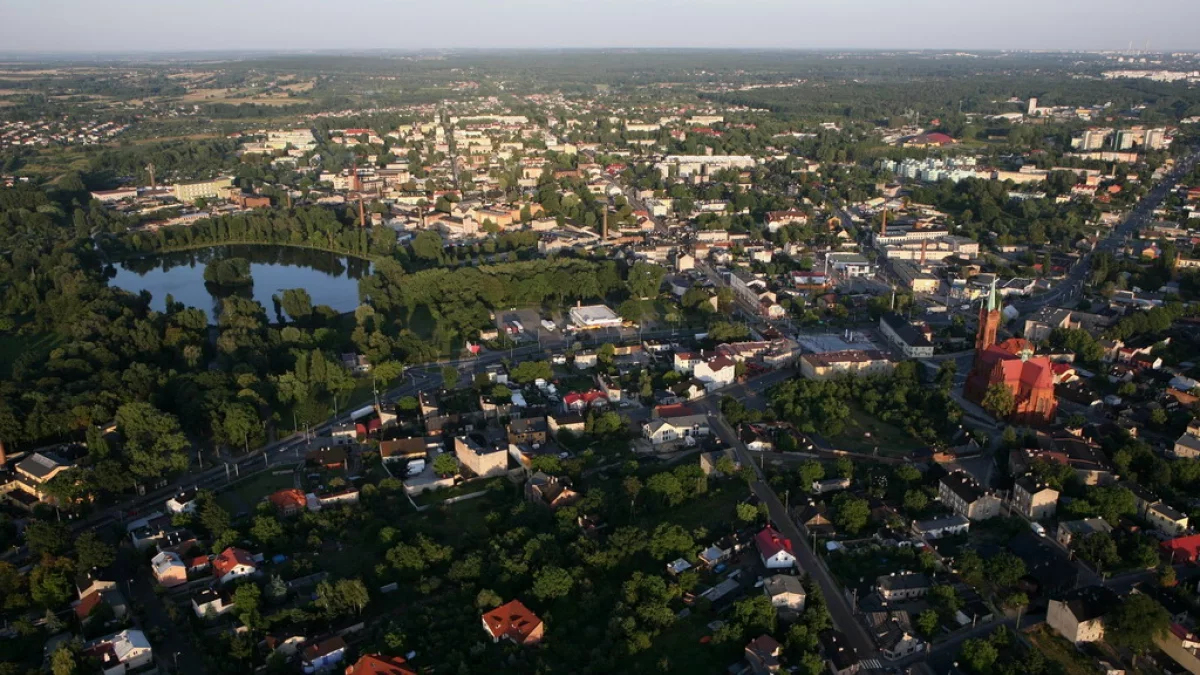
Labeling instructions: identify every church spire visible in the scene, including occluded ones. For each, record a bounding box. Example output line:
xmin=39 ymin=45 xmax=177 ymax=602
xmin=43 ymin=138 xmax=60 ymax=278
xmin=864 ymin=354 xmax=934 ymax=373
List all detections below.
xmin=976 ymin=278 xmax=1001 ymax=353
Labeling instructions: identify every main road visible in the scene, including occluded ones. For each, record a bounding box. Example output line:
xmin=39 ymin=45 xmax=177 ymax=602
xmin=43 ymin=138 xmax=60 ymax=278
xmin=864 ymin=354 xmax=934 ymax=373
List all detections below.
xmin=68 ymin=327 xmax=701 ymax=533
xmin=1012 ymin=148 xmax=1200 ymax=314
xmin=693 ymin=384 xmax=881 ymax=660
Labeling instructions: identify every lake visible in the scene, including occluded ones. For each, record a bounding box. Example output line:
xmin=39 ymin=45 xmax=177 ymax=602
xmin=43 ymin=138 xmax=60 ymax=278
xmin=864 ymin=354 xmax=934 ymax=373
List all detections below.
xmin=110 ymin=245 xmax=372 ymax=320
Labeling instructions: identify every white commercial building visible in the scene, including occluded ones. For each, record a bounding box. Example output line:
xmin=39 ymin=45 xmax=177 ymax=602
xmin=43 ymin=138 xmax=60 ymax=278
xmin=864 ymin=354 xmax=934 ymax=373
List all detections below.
xmin=569 ymin=305 xmax=623 ymax=329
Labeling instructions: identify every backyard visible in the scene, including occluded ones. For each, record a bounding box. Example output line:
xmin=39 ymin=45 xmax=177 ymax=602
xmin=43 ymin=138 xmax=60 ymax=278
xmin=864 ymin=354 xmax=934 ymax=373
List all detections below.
xmin=214 ymin=469 xmax=297 ymax=515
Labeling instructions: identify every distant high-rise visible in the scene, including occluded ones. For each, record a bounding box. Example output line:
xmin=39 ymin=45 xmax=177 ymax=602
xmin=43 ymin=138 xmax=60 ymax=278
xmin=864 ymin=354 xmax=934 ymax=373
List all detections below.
xmin=1027 ymin=98 xmax=1038 ymax=116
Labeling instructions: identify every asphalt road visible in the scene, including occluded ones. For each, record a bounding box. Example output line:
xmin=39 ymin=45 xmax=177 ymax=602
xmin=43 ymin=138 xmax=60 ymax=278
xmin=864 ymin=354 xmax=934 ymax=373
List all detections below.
xmin=694 ymin=387 xmax=881 ymax=660
xmin=1012 ymin=148 xmax=1200 ymax=314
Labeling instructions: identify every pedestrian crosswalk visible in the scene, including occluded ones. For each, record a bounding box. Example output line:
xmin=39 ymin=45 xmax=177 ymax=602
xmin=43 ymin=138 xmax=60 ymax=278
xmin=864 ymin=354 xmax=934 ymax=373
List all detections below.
xmin=860 ymin=659 xmax=885 ymax=671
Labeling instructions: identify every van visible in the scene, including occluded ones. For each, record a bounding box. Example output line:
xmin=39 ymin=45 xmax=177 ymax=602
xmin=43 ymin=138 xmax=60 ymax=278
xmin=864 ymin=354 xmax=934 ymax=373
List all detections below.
xmin=1030 ymin=522 xmax=1046 ymax=537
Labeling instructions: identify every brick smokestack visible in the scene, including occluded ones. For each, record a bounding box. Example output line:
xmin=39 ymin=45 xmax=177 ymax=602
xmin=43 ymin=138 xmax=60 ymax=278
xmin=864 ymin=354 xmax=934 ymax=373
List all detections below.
xmin=602 ymin=209 xmax=608 ymax=240
xmin=880 ymin=210 xmax=887 ymax=238
xmin=920 ymin=238 xmax=927 ymax=266
xmin=0 ymin=438 xmax=7 ymax=467
xmin=359 ymin=197 xmax=366 ymax=228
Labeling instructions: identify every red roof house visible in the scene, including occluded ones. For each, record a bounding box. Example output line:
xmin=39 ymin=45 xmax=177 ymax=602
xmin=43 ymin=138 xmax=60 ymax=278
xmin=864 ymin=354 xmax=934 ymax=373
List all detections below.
xmin=213 ymin=547 xmax=257 ymax=584
xmin=269 ymin=488 xmax=308 ymax=516
xmin=755 ymin=526 xmax=798 ymax=570
xmin=1162 ymin=534 xmax=1200 ymax=563
xmin=482 ymin=599 xmax=544 ymax=646
xmin=344 ymin=654 xmax=417 ymax=675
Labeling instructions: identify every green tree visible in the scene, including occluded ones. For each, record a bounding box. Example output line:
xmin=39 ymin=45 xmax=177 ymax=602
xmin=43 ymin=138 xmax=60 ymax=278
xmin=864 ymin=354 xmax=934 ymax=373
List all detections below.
xmin=959 ymin=638 xmax=998 ymax=673
xmin=441 ymin=365 xmax=459 ymax=390
xmin=251 ymin=515 xmax=285 ymax=547
xmin=983 ymin=551 xmax=1026 ymax=589
xmin=798 ymin=460 xmax=825 ymax=490
xmin=916 ymin=609 xmax=940 ymax=637
xmin=646 ymin=472 xmax=685 ymax=507
xmin=115 ymin=402 xmax=190 ymax=480
xmin=736 ymin=502 xmax=759 ymax=523
xmin=199 ymin=493 xmax=232 ymax=537
xmin=431 ymin=452 xmax=458 ymax=477
xmin=74 ymin=531 xmax=115 ymax=573
xmin=980 ymin=383 xmax=1015 ymax=419
xmin=832 ymin=493 xmax=869 ymax=533
xmin=834 ymin=457 xmax=854 ymax=479
xmin=1107 ymin=593 xmax=1170 ymax=656
xmin=315 ymin=578 xmax=370 ymax=617
xmin=30 ymin=557 xmax=74 ymax=608
xmin=648 ymin=523 xmax=694 ymax=560
xmin=25 ymin=521 xmax=71 ymax=557
xmin=532 ymin=566 xmax=575 ymax=601
xmin=233 ymin=583 xmax=262 ymax=629
xmin=903 ymin=489 xmax=928 ymax=514
xmin=51 ymin=645 xmax=78 ymax=675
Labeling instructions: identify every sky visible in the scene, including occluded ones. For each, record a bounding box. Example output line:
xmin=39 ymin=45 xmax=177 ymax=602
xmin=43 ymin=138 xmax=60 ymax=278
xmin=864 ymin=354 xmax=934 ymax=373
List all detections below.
xmin=1 ymin=0 xmax=1199 ymax=54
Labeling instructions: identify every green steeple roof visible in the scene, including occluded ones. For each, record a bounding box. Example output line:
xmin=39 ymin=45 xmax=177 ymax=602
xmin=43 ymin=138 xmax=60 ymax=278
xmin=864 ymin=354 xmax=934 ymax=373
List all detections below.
xmin=986 ymin=278 xmax=1000 ymax=312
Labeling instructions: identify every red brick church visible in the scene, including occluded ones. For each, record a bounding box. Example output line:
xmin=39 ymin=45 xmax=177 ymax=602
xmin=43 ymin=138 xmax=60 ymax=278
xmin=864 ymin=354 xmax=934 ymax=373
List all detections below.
xmin=964 ymin=282 xmax=1058 ymax=425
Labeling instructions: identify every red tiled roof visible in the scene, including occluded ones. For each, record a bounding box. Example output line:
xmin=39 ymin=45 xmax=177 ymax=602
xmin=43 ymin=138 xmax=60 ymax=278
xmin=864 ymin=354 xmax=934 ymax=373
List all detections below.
xmin=213 ymin=547 xmax=256 ymax=579
xmin=303 ymin=636 xmax=346 ymax=662
xmin=563 ymin=390 xmax=608 ymax=407
xmin=653 ymin=404 xmax=696 ymax=419
xmin=482 ymin=599 xmax=543 ymax=644
xmin=269 ymin=488 xmax=307 ymax=512
xmin=76 ymin=589 xmax=104 ymax=620
xmin=755 ymin=526 xmax=794 ymax=559
xmin=345 ymin=654 xmax=417 ymax=675
xmin=706 ymin=356 xmax=736 ymax=371
xmin=1162 ymin=534 xmax=1200 ymax=562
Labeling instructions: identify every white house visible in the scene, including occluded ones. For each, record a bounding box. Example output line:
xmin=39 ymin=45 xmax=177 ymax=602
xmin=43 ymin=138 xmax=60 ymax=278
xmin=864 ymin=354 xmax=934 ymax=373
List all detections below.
xmin=213 ymin=547 xmax=257 ymax=585
xmin=673 ymin=351 xmax=705 ymax=373
xmin=755 ymin=526 xmax=797 ymax=570
xmin=694 ymin=356 xmax=737 ymax=391
xmin=150 ymin=551 xmax=188 ymax=588
xmin=83 ymin=629 xmax=152 ymax=675
xmin=192 ymin=588 xmax=235 ymax=618
xmin=302 ymin=636 xmax=347 ymax=674
xmin=165 ymin=490 xmax=197 ymax=514
xmin=643 ymin=414 xmax=710 ymax=445
xmin=763 ymin=574 xmax=806 ymax=612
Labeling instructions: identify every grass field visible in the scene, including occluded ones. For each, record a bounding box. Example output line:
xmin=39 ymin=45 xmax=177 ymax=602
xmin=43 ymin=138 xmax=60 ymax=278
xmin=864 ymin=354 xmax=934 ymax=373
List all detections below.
xmin=215 ymin=470 xmax=296 ymax=515
xmin=828 ymin=407 xmax=926 ymax=457
xmin=1026 ymin=625 xmax=1102 ymax=675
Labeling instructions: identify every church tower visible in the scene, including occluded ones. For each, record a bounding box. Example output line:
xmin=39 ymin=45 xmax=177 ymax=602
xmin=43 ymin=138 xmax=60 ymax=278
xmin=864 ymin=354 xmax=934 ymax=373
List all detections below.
xmin=975 ymin=279 xmax=1001 ymax=353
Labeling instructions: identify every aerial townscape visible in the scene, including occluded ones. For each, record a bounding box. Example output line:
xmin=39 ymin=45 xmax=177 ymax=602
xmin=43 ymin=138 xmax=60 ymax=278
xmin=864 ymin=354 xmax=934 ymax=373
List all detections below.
xmin=6 ymin=5 xmax=1200 ymax=675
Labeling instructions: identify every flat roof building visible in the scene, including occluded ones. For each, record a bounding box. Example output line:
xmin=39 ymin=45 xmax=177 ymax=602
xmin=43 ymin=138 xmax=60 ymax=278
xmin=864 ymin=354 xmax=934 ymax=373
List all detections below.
xmin=569 ymin=304 xmax=623 ymax=329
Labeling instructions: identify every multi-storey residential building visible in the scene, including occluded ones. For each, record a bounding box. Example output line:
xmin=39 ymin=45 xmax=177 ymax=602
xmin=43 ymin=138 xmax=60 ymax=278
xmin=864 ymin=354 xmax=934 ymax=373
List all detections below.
xmin=938 ymin=471 xmax=1001 ymax=521
xmin=453 ymin=435 xmax=510 ymax=478
xmin=800 ymin=350 xmax=896 ymax=381
xmin=879 ymin=313 xmax=934 ymax=358
xmin=1048 ymin=586 xmax=1117 ymax=644
xmin=1012 ymin=476 xmax=1059 ymax=520
xmin=173 ymin=176 xmax=233 ymax=203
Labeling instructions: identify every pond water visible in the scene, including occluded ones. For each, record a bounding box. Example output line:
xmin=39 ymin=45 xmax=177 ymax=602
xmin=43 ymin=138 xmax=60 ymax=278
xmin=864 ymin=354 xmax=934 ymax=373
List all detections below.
xmin=110 ymin=245 xmax=371 ymax=321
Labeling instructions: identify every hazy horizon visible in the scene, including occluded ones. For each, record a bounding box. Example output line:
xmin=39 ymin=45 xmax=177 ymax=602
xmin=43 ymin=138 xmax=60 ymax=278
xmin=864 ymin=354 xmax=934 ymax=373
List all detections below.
xmin=2 ymin=0 xmax=1199 ymax=55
